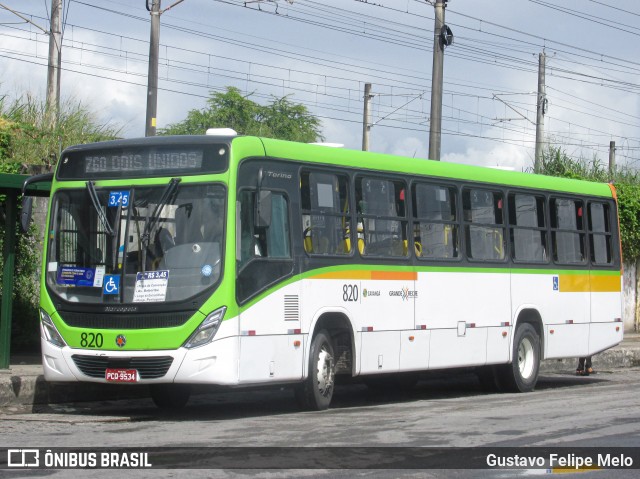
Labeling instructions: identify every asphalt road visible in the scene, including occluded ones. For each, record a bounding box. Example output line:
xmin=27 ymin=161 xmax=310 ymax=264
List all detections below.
xmin=1 ymin=368 xmax=639 ymax=478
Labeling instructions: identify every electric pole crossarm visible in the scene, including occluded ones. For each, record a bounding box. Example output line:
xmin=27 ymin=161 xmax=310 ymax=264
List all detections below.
xmin=0 ymin=3 xmax=48 ymax=33
xmin=492 ymin=95 xmax=536 ymax=126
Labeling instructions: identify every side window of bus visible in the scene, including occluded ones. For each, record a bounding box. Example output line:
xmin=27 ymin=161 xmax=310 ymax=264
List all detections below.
xmin=238 ymin=190 xmax=291 ymax=266
xmin=508 ymin=193 xmax=547 ymax=263
xmin=356 ymin=177 xmax=407 ymax=257
xmin=412 ymin=183 xmax=458 ymax=260
xmin=237 ymin=189 xmax=293 ymax=303
xmin=550 ymin=197 xmax=586 ymax=264
xmin=300 ymin=171 xmax=351 ymax=255
xmin=463 ymin=188 xmax=506 ymax=261
xmin=588 ymin=202 xmax=613 ymax=265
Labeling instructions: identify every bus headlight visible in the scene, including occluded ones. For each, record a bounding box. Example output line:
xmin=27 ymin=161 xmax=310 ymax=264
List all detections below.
xmin=183 ymin=307 xmax=227 ymax=349
xmin=40 ymin=309 xmax=67 ymax=348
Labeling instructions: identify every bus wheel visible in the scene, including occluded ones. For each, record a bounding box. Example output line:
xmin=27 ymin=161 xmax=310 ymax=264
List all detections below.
xmin=295 ymin=330 xmax=335 ymax=411
xmin=150 ymin=384 xmax=191 ymax=410
xmin=496 ymin=323 xmax=540 ymax=393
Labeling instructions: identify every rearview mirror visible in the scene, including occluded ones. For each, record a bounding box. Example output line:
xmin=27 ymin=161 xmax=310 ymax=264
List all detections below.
xmin=20 ymin=196 xmax=33 ymax=234
xmin=255 ymin=190 xmax=272 ymax=229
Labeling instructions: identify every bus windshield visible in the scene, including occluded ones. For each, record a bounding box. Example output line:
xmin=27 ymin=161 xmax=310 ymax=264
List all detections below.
xmin=46 ymin=182 xmax=226 ymax=305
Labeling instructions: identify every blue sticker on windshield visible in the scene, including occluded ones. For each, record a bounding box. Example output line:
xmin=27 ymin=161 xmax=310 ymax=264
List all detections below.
xmin=201 ymin=264 xmax=213 ymax=277
xmin=108 ymin=191 xmax=130 ymax=207
xmin=57 ymin=267 xmax=96 ymax=287
xmin=103 ymin=275 xmax=120 ymax=295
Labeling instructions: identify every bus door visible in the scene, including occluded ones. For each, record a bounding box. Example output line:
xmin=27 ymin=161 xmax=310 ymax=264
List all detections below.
xmin=545 ymin=197 xmax=590 ymax=359
xmin=587 ymin=200 xmax=622 ymax=354
xmin=356 ymin=177 xmax=413 ymax=375
xmin=235 ymin=160 xmax=303 ymax=383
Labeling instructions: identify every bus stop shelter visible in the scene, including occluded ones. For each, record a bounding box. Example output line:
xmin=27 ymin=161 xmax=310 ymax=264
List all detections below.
xmin=0 ymin=173 xmax=51 ymax=369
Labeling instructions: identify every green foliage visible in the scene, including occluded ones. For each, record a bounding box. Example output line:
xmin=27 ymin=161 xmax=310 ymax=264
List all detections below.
xmin=540 ymin=145 xmax=640 ymax=262
xmin=0 ymin=92 xmax=121 ymax=351
xmin=0 ymin=92 xmax=121 ymax=167
xmin=160 ymin=87 xmax=323 ymax=143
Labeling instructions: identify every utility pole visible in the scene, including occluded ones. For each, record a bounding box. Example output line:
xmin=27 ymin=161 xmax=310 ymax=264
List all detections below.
xmin=46 ymin=0 xmax=62 ymax=128
xmin=609 ymin=141 xmax=616 ymax=180
xmin=534 ymin=52 xmax=547 ymax=173
xmin=145 ymin=0 xmax=185 ymax=136
xmin=362 ymin=83 xmax=373 ymax=151
xmin=145 ymin=0 xmax=161 ymax=137
xmin=428 ymin=0 xmax=452 ymax=161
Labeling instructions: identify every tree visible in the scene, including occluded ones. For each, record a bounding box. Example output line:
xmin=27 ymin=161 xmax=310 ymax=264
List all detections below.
xmin=539 ymin=145 xmax=640 ymax=262
xmin=0 ymin=92 xmax=121 ymax=168
xmin=0 ymin=92 xmax=121 ymax=351
xmin=160 ymin=87 xmax=323 ymax=143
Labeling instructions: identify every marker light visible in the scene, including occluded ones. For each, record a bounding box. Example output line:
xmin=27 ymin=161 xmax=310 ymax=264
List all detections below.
xmin=40 ymin=309 xmax=67 ymax=348
xmin=183 ymin=307 xmax=227 ymax=349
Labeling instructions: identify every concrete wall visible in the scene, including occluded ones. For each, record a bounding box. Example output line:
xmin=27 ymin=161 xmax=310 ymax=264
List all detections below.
xmin=623 ymin=261 xmax=638 ymax=332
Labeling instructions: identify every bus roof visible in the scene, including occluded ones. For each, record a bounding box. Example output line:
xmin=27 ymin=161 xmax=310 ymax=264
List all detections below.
xmin=248 ymin=137 xmax=613 ymax=198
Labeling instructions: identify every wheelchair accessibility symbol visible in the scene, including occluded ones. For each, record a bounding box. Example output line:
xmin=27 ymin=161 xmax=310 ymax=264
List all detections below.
xmin=103 ymin=275 xmax=120 ymax=295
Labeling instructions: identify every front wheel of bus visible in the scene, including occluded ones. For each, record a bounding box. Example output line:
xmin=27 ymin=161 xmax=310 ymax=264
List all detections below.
xmin=295 ymin=330 xmax=335 ymax=411
xmin=497 ymin=323 xmax=540 ymax=393
xmin=150 ymin=384 xmax=191 ymax=410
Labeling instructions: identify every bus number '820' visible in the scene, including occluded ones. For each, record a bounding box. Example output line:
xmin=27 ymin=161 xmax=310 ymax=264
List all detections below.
xmin=80 ymin=332 xmax=103 ymax=348
xmin=342 ymin=284 xmax=358 ymax=302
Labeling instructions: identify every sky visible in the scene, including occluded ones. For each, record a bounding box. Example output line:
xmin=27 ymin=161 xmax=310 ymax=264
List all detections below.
xmin=1 ymin=0 xmax=639 ymax=172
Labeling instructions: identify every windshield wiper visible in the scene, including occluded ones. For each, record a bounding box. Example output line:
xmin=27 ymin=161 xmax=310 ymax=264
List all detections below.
xmin=140 ymin=178 xmax=181 ymax=271
xmin=86 ymin=181 xmax=115 ymax=236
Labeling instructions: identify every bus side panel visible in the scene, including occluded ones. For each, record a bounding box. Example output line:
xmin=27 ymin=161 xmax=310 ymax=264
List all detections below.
xmin=358 ymin=276 xmax=414 ymax=374
xmin=589 ymin=322 xmax=623 ymax=356
xmin=589 ymin=272 xmax=623 ymax=355
xmin=415 ymin=271 xmax=508 ymax=368
xmin=428 ymin=328 xmax=488 ymax=369
xmin=545 ymin=323 xmax=590 ymax=359
xmin=238 ymin=335 xmax=304 ymax=383
xmin=399 ymin=330 xmax=430 ymax=371
xmin=237 ymin=282 xmax=304 ymax=384
xmin=360 ymin=331 xmax=401 ymax=374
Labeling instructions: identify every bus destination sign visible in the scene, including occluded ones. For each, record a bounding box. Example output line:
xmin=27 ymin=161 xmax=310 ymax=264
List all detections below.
xmin=84 ymin=150 xmax=203 ymax=174
xmin=57 ymin=143 xmax=229 ymax=179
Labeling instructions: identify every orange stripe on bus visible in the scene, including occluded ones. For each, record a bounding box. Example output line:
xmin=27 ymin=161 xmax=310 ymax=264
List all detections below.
xmin=312 ymin=271 xmax=373 ymax=280
xmin=590 ymin=275 xmax=621 ymax=292
xmin=559 ymin=274 xmax=621 ymax=293
xmin=312 ymin=270 xmax=417 ymax=281
xmin=371 ymin=271 xmax=417 ymax=281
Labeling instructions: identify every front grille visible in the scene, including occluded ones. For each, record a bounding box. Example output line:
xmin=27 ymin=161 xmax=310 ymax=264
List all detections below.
xmin=71 ymin=355 xmax=174 ymax=379
xmin=59 ymin=311 xmax=194 ymax=329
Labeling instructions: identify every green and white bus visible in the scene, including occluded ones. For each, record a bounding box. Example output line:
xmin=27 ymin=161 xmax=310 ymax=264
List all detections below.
xmin=25 ymin=131 xmax=623 ymax=409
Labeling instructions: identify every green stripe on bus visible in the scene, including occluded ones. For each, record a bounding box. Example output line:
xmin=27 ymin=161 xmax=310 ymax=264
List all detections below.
xmin=243 ymin=137 xmax=613 ymax=198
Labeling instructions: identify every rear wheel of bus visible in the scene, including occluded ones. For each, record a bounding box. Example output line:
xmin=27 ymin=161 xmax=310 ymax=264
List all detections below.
xmin=295 ymin=330 xmax=335 ymax=411
xmin=496 ymin=323 xmax=540 ymax=392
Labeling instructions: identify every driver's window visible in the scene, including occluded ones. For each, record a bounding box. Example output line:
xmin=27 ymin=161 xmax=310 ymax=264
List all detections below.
xmin=236 ymin=189 xmax=293 ymax=303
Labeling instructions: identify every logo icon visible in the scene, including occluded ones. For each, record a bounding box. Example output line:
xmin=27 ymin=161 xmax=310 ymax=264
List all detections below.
xmin=7 ymin=449 xmax=39 ymax=467
xmin=115 ymin=334 xmax=126 ymax=348
xmin=553 ymin=276 xmax=559 ymax=291
xmin=103 ymin=275 xmax=120 ymax=295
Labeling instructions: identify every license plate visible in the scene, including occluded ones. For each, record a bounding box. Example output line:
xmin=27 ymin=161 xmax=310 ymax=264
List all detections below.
xmin=105 ymin=368 xmax=138 ymax=383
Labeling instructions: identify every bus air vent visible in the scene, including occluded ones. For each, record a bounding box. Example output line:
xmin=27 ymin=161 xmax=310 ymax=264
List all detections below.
xmin=284 ymin=295 xmax=300 ymax=321
xmin=58 ymin=311 xmax=195 ymax=329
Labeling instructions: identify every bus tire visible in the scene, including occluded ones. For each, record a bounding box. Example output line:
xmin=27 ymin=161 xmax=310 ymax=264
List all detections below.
xmin=295 ymin=330 xmax=335 ymax=411
xmin=150 ymin=384 xmax=191 ymax=410
xmin=496 ymin=323 xmax=540 ymax=393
